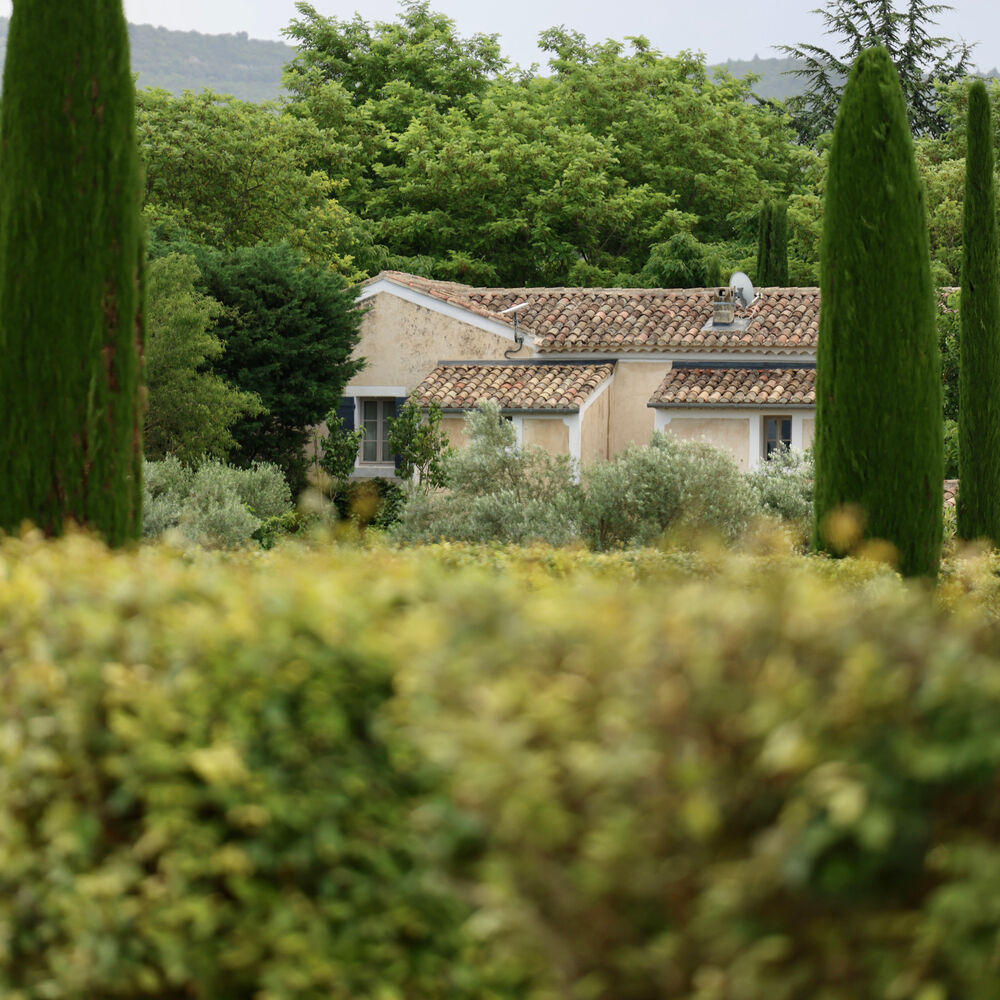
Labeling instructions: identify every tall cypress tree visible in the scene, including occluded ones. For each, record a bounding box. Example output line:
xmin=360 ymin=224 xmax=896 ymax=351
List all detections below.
xmin=0 ymin=0 xmax=145 ymax=545
xmin=756 ymin=201 xmax=772 ymax=284
xmin=813 ymin=46 xmax=942 ymax=577
xmin=767 ymin=200 xmax=790 ymax=286
xmin=957 ymin=80 xmax=1000 ymax=545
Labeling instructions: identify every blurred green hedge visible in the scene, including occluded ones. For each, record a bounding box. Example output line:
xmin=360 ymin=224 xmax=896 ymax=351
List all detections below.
xmin=0 ymin=532 xmax=516 ymax=1000
xmin=4 ymin=532 xmax=1000 ymax=999
xmin=394 ymin=545 xmax=1000 ymax=1000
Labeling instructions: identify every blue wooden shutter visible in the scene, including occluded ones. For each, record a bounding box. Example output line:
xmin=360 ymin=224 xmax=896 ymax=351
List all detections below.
xmin=393 ymin=397 xmax=408 ymax=472
xmin=335 ymin=397 xmax=355 ymax=431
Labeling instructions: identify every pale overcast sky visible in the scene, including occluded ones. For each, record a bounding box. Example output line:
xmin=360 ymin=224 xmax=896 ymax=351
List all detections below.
xmin=3 ymin=0 xmax=999 ymax=73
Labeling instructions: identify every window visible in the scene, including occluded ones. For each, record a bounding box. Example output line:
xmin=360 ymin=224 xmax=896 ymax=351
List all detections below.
xmin=360 ymin=399 xmax=395 ymax=464
xmin=763 ymin=416 xmax=792 ymax=458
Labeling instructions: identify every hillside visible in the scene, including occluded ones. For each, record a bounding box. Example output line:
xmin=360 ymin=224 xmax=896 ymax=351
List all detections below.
xmin=711 ymin=55 xmax=808 ymax=101
xmin=0 ymin=18 xmax=295 ymax=103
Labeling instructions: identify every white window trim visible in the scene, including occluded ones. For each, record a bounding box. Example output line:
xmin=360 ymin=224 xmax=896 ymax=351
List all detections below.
xmin=342 ymin=384 xmax=407 ymax=397
xmin=358 ymin=398 xmax=396 ymax=465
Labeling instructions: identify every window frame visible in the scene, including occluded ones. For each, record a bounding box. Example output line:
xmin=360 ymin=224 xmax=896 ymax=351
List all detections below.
xmin=762 ymin=414 xmax=793 ymax=459
xmin=359 ymin=398 xmax=396 ymax=465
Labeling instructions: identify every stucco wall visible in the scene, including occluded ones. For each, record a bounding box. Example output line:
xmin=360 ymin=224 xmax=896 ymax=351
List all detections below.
xmin=608 ymin=360 xmax=672 ymax=456
xmin=664 ymin=416 xmax=751 ymax=472
xmin=523 ymin=417 xmax=569 ymax=456
xmin=349 ymin=293 xmax=530 ymax=391
xmin=581 ymin=388 xmax=610 ymax=465
xmin=441 ymin=416 xmax=468 ymax=450
xmin=802 ymin=417 xmax=815 ymax=450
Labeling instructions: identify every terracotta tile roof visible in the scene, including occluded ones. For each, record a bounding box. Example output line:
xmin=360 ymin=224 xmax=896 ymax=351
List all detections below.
xmin=364 ymin=272 xmax=818 ymax=355
xmin=468 ymin=287 xmax=819 ymax=354
xmin=649 ymin=366 xmax=816 ymax=407
xmin=411 ymin=362 xmax=615 ymax=412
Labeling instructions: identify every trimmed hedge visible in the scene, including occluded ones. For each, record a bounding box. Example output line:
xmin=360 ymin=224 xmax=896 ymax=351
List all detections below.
xmin=396 ymin=547 xmax=1000 ymax=1000
xmin=0 ymin=532 xmax=516 ymax=999
xmin=4 ymin=534 xmax=1000 ymax=998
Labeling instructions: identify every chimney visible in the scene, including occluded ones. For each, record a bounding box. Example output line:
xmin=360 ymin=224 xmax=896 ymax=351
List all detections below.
xmin=713 ymin=286 xmax=735 ymax=325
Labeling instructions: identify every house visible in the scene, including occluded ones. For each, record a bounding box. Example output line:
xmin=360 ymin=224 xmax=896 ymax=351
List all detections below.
xmin=341 ymin=270 xmax=819 ymax=477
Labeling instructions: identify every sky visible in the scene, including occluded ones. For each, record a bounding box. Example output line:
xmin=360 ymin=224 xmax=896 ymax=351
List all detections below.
xmin=3 ymin=0 xmax=999 ymax=73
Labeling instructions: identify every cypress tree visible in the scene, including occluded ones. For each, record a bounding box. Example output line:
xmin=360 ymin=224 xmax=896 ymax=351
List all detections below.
xmin=813 ymin=47 xmax=942 ymax=577
xmin=767 ymin=200 xmax=790 ymax=286
xmin=957 ymin=81 xmax=1000 ymax=545
xmin=756 ymin=201 xmax=772 ymax=284
xmin=0 ymin=0 xmax=145 ymax=545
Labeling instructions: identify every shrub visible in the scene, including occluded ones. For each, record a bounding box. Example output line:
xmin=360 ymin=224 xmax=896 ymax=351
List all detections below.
xmin=580 ymin=432 xmax=758 ymax=549
xmin=9 ymin=536 xmax=1000 ymax=997
xmin=392 ymin=401 xmax=581 ymax=546
xmin=747 ymin=445 xmax=814 ymax=523
xmin=143 ymin=456 xmax=292 ymax=548
xmin=388 ymin=399 xmax=451 ymax=488
xmin=334 ymin=477 xmax=407 ymax=530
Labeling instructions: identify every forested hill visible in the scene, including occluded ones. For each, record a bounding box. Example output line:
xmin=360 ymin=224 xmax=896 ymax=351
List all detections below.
xmin=0 ymin=18 xmax=295 ymax=102
xmin=712 ymin=56 xmax=809 ymax=100
xmin=0 ymin=16 xmax=827 ymax=104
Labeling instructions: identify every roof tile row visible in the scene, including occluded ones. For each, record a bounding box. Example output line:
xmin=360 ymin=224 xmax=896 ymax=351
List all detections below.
xmin=412 ymin=363 xmax=616 ymax=412
xmin=649 ymin=367 xmax=816 ymax=407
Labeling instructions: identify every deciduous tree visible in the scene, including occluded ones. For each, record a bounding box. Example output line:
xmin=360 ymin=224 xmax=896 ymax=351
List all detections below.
xmin=144 ymin=254 xmax=263 ymax=462
xmin=137 ymin=88 xmax=368 ymax=277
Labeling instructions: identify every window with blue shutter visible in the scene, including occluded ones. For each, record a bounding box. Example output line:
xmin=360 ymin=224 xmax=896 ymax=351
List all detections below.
xmin=335 ymin=397 xmax=356 ymax=431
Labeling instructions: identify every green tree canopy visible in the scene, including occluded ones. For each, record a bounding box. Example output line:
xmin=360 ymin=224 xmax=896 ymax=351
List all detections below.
xmin=641 ymin=233 xmax=724 ymax=288
xmin=137 ymin=88 xmax=369 ymax=277
xmin=780 ymin=0 xmax=975 ymax=143
xmin=195 ymin=243 xmax=365 ymax=493
xmin=283 ymin=0 xmax=507 ymax=125
xmin=277 ymin=6 xmax=808 ymax=286
xmin=144 ymin=253 xmax=264 ymax=463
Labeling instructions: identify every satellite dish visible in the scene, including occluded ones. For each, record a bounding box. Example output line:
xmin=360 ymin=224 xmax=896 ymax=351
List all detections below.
xmin=729 ymin=271 xmax=755 ymax=310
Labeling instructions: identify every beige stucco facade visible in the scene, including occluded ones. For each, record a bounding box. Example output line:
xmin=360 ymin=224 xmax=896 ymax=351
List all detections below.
xmin=438 ymin=413 xmax=572 ymax=460
xmin=608 ymin=360 xmax=672 ymax=455
xmin=440 ymin=416 xmax=468 ymax=450
xmin=522 ymin=417 xmax=570 ymax=456
xmin=662 ymin=415 xmax=752 ymax=472
xmin=580 ymin=383 xmax=611 ymax=464
xmin=349 ymin=292 xmax=531 ymax=393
